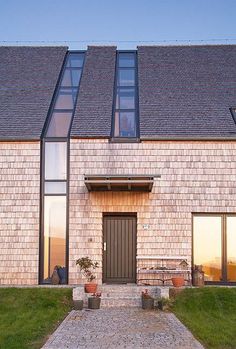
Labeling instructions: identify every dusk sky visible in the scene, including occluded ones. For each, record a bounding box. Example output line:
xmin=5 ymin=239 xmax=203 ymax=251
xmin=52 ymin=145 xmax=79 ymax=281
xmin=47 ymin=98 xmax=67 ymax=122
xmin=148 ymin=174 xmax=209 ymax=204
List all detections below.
xmin=0 ymin=0 xmax=236 ymax=49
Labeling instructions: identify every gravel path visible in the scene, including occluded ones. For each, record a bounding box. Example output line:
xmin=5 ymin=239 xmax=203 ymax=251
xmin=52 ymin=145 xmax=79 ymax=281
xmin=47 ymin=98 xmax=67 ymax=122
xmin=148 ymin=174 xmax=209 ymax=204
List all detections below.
xmin=42 ymin=308 xmax=204 ymax=349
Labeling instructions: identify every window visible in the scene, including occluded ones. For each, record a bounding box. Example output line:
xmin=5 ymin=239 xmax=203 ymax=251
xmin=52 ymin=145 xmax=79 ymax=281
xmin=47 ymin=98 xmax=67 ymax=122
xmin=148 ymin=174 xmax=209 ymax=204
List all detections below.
xmin=46 ymin=111 xmax=72 ymax=138
xmin=43 ymin=196 xmax=67 ymax=282
xmin=193 ymin=214 xmax=236 ymax=283
xmin=230 ymin=107 xmax=236 ymax=124
xmin=112 ymin=52 xmax=138 ymax=139
xmin=45 ymin=52 xmax=85 ymax=138
xmin=45 ymin=142 xmax=67 ymax=180
xmin=41 ymin=52 xmax=85 ymax=284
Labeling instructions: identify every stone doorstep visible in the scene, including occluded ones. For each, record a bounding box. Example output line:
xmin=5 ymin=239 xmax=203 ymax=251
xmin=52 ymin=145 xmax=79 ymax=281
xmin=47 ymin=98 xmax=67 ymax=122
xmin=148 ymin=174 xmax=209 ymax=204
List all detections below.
xmin=73 ymin=285 xmax=170 ymax=307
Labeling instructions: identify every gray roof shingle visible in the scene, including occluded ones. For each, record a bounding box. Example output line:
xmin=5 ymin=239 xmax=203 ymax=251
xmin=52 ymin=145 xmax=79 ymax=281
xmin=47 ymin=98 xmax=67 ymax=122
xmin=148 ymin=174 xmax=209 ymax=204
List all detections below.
xmin=0 ymin=46 xmax=67 ymax=140
xmin=1 ymin=45 xmax=236 ymax=140
xmin=138 ymin=45 xmax=236 ymax=138
xmin=71 ymin=46 xmax=116 ymax=138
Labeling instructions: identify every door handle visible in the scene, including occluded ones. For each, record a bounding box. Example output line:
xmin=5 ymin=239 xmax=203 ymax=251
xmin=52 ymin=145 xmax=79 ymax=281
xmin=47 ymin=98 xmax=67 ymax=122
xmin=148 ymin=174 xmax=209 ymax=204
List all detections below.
xmin=103 ymin=242 xmax=106 ymax=251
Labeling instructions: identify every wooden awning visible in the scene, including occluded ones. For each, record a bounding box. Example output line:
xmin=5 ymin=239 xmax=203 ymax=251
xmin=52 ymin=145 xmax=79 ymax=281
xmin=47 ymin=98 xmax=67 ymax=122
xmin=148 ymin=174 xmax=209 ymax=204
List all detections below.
xmin=84 ymin=175 xmax=161 ymax=192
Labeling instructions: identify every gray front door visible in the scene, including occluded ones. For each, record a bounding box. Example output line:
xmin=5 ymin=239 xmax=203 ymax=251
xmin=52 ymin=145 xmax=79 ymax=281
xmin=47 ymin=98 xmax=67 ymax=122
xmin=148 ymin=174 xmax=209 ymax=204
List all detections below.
xmin=103 ymin=214 xmax=137 ymax=283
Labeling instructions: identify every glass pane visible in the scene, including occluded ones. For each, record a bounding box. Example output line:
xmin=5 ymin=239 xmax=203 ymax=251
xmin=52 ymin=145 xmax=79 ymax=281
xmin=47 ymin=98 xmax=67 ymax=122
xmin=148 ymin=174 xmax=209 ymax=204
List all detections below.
xmin=118 ymin=53 xmax=135 ymax=67
xmin=118 ymin=69 xmax=135 ymax=86
xmin=61 ymin=69 xmax=81 ymax=87
xmin=46 ymin=112 xmax=72 ymax=137
xmin=45 ymin=142 xmax=67 ymax=180
xmin=114 ymin=111 xmax=136 ymax=137
xmin=114 ymin=112 xmax=120 ymax=137
xmin=193 ymin=216 xmax=222 ymax=282
xmin=227 ymin=216 xmax=236 ymax=282
xmin=45 ymin=181 xmax=67 ymax=194
xmin=116 ymin=88 xmax=135 ymax=109
xmin=54 ymin=88 xmax=77 ymax=109
xmin=66 ymin=54 xmax=84 ymax=68
xmin=43 ymin=196 xmax=67 ymax=283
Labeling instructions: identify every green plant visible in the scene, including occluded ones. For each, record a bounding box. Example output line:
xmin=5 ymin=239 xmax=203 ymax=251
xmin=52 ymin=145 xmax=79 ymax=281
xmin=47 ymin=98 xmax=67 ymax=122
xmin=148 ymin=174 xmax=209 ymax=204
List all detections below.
xmin=141 ymin=289 xmax=153 ymax=299
xmin=92 ymin=292 xmax=101 ymax=298
xmin=0 ymin=288 xmax=72 ymax=349
xmin=76 ymin=257 xmax=99 ymax=282
xmin=157 ymin=297 xmax=172 ymax=311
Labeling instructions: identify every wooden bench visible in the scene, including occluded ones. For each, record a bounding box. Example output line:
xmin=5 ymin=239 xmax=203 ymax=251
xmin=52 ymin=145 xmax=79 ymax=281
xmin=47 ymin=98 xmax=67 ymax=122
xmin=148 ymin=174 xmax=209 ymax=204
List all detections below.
xmin=137 ymin=256 xmax=191 ymax=286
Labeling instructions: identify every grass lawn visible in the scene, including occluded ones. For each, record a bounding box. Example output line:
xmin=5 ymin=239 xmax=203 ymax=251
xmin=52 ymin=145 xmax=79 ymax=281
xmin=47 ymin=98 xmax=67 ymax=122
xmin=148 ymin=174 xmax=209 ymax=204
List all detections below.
xmin=172 ymin=287 xmax=236 ymax=349
xmin=0 ymin=288 xmax=72 ymax=349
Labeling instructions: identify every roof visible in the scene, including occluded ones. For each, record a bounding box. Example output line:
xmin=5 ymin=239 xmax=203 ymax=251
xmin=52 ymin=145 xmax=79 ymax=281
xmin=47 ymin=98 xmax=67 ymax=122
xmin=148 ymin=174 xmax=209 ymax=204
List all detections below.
xmin=0 ymin=46 xmax=67 ymax=140
xmin=71 ymin=46 xmax=116 ymax=137
xmin=1 ymin=45 xmax=236 ymax=140
xmin=138 ymin=45 xmax=236 ymax=139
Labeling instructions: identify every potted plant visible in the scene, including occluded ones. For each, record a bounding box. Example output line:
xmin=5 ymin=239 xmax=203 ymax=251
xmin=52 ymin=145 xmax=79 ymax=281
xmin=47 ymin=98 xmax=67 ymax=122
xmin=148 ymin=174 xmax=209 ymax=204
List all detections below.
xmin=76 ymin=256 xmax=99 ymax=293
xmin=51 ymin=266 xmax=60 ymax=285
xmin=73 ymin=299 xmax=84 ymax=310
xmin=141 ymin=289 xmax=154 ymax=310
xmin=157 ymin=297 xmax=171 ymax=311
xmin=192 ymin=264 xmax=205 ymax=287
xmin=88 ymin=292 xmax=101 ymax=309
xmin=171 ymin=276 xmax=185 ymax=287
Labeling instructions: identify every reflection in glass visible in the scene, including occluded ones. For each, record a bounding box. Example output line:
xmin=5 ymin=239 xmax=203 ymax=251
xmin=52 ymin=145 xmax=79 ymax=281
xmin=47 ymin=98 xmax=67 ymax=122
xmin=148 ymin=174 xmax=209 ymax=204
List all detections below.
xmin=118 ymin=69 xmax=135 ymax=86
xmin=43 ymin=196 xmax=66 ymax=282
xmin=54 ymin=88 xmax=77 ymax=109
xmin=115 ymin=112 xmax=136 ymax=137
xmin=66 ymin=54 xmax=84 ymax=68
xmin=61 ymin=69 xmax=81 ymax=87
xmin=46 ymin=112 xmax=72 ymax=137
xmin=227 ymin=216 xmax=236 ymax=281
xmin=193 ymin=216 xmax=222 ymax=281
xmin=45 ymin=142 xmax=67 ymax=180
xmin=45 ymin=181 xmax=67 ymax=194
xmin=116 ymin=88 xmax=135 ymax=109
xmin=118 ymin=53 xmax=135 ymax=67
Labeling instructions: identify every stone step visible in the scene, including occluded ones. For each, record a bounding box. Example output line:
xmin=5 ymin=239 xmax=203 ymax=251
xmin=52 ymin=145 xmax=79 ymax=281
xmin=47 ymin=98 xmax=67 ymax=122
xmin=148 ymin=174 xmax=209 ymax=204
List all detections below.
xmin=101 ymin=297 xmax=141 ymax=308
xmin=73 ymin=285 xmax=170 ymax=307
xmin=102 ymin=292 xmax=144 ymax=298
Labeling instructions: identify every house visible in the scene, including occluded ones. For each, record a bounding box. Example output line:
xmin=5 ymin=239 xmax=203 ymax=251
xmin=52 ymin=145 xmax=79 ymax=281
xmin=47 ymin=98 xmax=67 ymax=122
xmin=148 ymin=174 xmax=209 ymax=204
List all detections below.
xmin=1 ymin=44 xmax=236 ymax=286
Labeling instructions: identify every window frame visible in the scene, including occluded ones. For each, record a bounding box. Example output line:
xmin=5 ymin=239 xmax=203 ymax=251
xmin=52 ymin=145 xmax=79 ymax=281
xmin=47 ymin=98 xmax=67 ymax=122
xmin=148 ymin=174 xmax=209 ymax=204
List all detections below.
xmin=192 ymin=213 xmax=236 ymax=285
xmin=39 ymin=51 xmax=85 ymax=285
xmin=230 ymin=107 xmax=236 ymax=124
xmin=111 ymin=50 xmax=140 ymax=143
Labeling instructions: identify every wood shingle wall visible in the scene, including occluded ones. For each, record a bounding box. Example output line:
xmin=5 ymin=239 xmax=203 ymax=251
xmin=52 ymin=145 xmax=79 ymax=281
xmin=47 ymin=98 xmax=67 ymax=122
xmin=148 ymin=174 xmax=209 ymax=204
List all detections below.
xmin=69 ymin=139 xmax=236 ymax=284
xmin=0 ymin=142 xmax=40 ymax=285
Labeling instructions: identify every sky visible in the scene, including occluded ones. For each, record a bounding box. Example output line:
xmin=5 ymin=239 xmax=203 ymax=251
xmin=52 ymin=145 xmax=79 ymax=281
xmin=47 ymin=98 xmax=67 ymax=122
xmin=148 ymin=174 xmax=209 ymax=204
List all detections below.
xmin=0 ymin=0 xmax=236 ymax=49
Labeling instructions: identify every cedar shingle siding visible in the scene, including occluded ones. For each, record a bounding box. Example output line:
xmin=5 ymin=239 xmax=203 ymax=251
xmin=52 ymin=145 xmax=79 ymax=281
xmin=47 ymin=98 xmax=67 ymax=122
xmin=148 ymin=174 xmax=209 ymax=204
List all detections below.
xmin=1 ymin=45 xmax=236 ymax=285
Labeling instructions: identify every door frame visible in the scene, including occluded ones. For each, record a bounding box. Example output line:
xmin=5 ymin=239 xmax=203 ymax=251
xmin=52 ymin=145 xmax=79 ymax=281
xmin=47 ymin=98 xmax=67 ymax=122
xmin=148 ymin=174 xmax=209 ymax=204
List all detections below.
xmin=102 ymin=212 xmax=137 ymax=284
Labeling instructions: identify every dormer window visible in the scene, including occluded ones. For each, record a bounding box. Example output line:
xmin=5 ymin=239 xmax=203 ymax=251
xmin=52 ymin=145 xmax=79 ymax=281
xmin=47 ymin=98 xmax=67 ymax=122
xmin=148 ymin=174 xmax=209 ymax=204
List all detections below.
xmin=230 ymin=107 xmax=236 ymax=123
xmin=112 ymin=52 xmax=139 ymax=141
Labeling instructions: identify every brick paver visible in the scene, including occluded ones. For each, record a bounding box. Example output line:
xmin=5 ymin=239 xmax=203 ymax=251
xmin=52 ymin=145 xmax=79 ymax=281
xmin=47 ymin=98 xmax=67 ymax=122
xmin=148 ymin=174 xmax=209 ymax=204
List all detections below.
xmin=42 ymin=308 xmax=204 ymax=349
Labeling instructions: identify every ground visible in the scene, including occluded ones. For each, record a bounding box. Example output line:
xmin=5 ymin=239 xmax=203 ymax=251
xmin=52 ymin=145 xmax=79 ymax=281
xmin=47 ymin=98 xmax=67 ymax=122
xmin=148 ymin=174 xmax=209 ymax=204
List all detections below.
xmin=42 ymin=307 xmax=203 ymax=349
xmin=172 ymin=287 xmax=236 ymax=349
xmin=0 ymin=288 xmax=72 ymax=349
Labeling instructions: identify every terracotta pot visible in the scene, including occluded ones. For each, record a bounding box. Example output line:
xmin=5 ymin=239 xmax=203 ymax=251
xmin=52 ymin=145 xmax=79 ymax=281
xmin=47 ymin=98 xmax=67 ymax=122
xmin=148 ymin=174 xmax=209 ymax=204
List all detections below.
xmin=172 ymin=277 xmax=185 ymax=287
xmin=84 ymin=283 xmax=97 ymax=293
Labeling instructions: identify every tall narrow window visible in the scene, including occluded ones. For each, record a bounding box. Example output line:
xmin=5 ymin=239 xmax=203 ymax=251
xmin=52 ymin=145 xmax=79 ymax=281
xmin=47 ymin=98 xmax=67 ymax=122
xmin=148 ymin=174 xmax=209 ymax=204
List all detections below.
xmin=193 ymin=215 xmax=222 ymax=282
xmin=112 ymin=52 xmax=139 ymax=140
xmin=41 ymin=52 xmax=85 ymax=284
